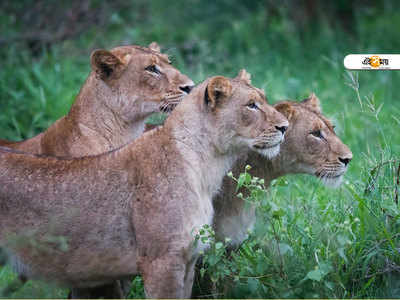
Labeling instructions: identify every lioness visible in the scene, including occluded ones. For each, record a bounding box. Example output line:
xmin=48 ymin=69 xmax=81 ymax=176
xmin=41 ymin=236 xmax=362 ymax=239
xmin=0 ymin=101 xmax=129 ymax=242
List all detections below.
xmin=0 ymin=42 xmax=194 ymax=298
xmin=192 ymin=92 xmax=353 ymax=298
xmin=212 ymin=93 xmax=353 ymax=246
xmin=0 ymin=71 xmax=288 ymax=298
xmin=0 ymin=42 xmax=194 ymax=157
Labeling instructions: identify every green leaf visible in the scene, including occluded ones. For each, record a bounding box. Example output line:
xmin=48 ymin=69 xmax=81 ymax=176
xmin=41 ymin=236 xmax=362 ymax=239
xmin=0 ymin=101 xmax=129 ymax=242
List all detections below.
xmin=278 ymin=243 xmax=293 ymax=255
xmin=247 ymin=278 xmax=259 ymax=293
xmin=236 ymin=173 xmax=246 ymax=191
xmin=325 ymin=281 xmax=334 ymax=290
xmin=361 ymin=276 xmax=376 ymax=293
xmin=337 ymin=234 xmax=348 ymax=246
xmin=338 ymin=247 xmax=348 ymax=263
xmin=244 ymin=172 xmax=252 ymax=184
xmin=306 ymin=269 xmax=323 ymax=282
xmin=215 ymin=242 xmax=223 ymax=250
xmin=319 ymin=262 xmax=333 ymax=275
xmin=276 ymin=177 xmax=289 ymax=186
xmin=200 ymin=267 xmax=206 ymax=278
xmin=272 ymin=208 xmax=285 ymax=219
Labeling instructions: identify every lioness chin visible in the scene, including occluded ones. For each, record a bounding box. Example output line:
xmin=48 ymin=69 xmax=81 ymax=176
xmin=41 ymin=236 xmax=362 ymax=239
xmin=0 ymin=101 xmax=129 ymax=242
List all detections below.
xmin=192 ymin=93 xmax=353 ymax=298
xmin=0 ymin=70 xmax=288 ymax=298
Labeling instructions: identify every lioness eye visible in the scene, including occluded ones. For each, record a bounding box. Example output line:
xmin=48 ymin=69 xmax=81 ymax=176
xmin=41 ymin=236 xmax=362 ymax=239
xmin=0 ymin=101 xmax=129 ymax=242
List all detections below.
xmin=247 ymin=102 xmax=259 ymax=110
xmin=310 ymin=130 xmax=323 ymax=138
xmin=145 ymin=65 xmax=161 ymax=74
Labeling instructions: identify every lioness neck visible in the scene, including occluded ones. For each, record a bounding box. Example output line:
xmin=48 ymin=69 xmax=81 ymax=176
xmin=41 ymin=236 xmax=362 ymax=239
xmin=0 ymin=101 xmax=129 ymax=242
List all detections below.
xmin=166 ymin=100 xmax=239 ymax=202
xmin=246 ymin=143 xmax=307 ymax=187
xmin=245 ymin=150 xmax=294 ymax=187
xmin=66 ymin=74 xmax=144 ymax=154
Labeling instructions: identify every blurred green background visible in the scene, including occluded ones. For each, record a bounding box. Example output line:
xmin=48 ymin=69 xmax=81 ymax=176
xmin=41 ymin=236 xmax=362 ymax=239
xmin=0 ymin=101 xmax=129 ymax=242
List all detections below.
xmin=0 ymin=0 xmax=399 ymax=298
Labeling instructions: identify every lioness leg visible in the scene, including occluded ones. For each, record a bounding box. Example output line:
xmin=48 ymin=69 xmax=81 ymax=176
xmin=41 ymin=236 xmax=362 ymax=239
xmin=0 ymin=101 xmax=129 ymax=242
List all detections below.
xmin=141 ymin=255 xmax=190 ymax=298
xmin=120 ymin=278 xmax=133 ymax=297
xmin=184 ymin=258 xmax=197 ymax=298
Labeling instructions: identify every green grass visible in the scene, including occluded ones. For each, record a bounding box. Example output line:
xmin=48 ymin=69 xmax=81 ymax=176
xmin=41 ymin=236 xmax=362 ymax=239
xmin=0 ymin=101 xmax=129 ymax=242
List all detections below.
xmin=1 ymin=2 xmax=400 ymax=298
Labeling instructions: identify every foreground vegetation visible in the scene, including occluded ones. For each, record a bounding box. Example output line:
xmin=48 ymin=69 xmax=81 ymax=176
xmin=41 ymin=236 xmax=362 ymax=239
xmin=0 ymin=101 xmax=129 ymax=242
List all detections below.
xmin=0 ymin=1 xmax=399 ymax=298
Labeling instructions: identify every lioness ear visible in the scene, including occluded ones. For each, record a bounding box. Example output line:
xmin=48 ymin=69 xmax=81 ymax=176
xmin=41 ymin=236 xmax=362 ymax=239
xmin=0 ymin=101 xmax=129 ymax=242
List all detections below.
xmin=274 ymin=102 xmax=295 ymax=120
xmin=91 ymin=49 xmax=125 ymax=81
xmin=148 ymin=42 xmax=161 ymax=52
xmin=302 ymin=93 xmax=321 ymax=113
xmin=235 ymin=69 xmax=251 ymax=85
xmin=205 ymin=76 xmax=232 ymax=110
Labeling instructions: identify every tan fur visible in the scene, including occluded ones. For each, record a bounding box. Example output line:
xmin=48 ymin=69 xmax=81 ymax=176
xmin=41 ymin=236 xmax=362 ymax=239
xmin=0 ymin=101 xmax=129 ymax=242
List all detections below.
xmin=0 ymin=72 xmax=288 ymax=298
xmin=213 ymin=93 xmax=353 ymax=245
xmin=0 ymin=43 xmax=194 ymax=157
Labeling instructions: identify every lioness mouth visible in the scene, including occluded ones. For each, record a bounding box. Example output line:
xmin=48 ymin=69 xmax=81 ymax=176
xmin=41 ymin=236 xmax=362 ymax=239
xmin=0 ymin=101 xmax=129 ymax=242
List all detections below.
xmin=160 ymin=94 xmax=186 ymax=113
xmin=317 ymin=173 xmax=343 ymax=179
xmin=329 ymin=174 xmax=343 ymax=179
xmin=253 ymin=143 xmax=280 ymax=150
xmin=160 ymin=99 xmax=181 ymax=113
xmin=253 ymin=144 xmax=267 ymax=149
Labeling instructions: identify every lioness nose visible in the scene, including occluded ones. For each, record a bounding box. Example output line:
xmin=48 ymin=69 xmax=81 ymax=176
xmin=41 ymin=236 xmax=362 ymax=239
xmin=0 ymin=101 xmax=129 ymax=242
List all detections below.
xmin=275 ymin=125 xmax=288 ymax=134
xmin=180 ymin=84 xmax=194 ymax=94
xmin=339 ymin=156 xmax=352 ymax=166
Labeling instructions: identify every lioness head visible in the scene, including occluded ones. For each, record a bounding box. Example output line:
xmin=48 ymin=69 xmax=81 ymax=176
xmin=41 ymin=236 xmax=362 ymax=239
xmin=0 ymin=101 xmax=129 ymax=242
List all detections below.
xmin=275 ymin=94 xmax=353 ymax=187
xmin=194 ymin=70 xmax=289 ymax=158
xmin=90 ymin=42 xmax=194 ymax=118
